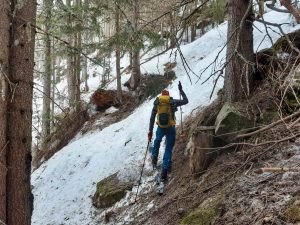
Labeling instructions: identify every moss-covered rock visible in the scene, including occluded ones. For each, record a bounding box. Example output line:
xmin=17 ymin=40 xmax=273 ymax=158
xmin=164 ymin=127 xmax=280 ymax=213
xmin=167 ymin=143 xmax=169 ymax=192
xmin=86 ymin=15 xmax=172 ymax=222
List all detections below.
xmin=138 ymin=73 xmax=176 ymax=101
xmin=273 ymin=29 xmax=300 ymax=54
xmin=92 ymin=173 xmax=133 ymax=209
xmin=180 ymin=195 xmax=223 ymax=225
xmin=215 ymin=102 xmax=253 ymax=140
xmin=258 ymin=109 xmax=280 ymax=124
xmin=164 ymin=70 xmax=176 ymax=80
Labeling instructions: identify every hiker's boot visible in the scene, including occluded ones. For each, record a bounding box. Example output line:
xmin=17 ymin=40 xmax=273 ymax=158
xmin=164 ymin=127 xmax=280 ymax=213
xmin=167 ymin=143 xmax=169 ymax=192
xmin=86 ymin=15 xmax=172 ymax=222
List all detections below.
xmin=151 ymin=156 xmax=157 ymax=168
xmin=160 ymin=169 xmax=168 ymax=182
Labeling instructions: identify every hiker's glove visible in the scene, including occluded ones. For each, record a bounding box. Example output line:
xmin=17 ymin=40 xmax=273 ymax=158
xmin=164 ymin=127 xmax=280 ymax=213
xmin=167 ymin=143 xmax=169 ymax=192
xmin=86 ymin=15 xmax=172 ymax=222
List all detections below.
xmin=148 ymin=131 xmax=152 ymax=142
xmin=178 ymin=81 xmax=183 ymax=92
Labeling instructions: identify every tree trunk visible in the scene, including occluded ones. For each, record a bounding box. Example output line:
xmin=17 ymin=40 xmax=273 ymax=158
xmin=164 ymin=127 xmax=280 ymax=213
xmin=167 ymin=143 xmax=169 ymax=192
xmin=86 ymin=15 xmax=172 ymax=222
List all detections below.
xmin=115 ymin=3 xmax=122 ymax=101
xmin=42 ymin=0 xmax=53 ymax=144
xmin=224 ymin=0 xmax=254 ymax=102
xmin=66 ymin=0 xmax=76 ymax=108
xmin=6 ymin=0 xmax=36 ymax=224
xmin=51 ymin=50 xmax=56 ymax=128
xmin=169 ymin=12 xmax=176 ymax=48
xmin=82 ymin=0 xmax=89 ymax=92
xmin=0 ymin=0 xmax=10 ymax=222
xmin=129 ymin=0 xmax=141 ymax=91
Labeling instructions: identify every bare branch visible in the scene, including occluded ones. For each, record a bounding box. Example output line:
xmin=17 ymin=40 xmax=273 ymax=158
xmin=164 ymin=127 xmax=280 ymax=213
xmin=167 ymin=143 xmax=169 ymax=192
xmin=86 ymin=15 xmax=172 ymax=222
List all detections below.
xmin=255 ymin=18 xmax=300 ymax=54
xmin=266 ymin=3 xmax=290 ymax=13
xmin=236 ymin=109 xmax=300 ymax=139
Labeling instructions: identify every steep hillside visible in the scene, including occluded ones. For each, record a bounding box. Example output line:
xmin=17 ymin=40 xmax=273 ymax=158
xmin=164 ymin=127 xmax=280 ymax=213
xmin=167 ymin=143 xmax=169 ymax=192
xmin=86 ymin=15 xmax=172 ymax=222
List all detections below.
xmin=31 ymin=11 xmax=300 ymax=225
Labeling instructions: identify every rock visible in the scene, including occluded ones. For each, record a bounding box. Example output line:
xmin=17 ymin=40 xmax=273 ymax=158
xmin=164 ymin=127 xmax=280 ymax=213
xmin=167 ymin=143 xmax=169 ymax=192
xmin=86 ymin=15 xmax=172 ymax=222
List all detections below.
xmin=273 ymin=29 xmax=300 ymax=54
xmin=250 ymin=199 xmax=264 ymax=213
xmin=163 ymin=62 xmax=177 ymax=72
xmin=215 ymin=102 xmax=253 ymax=141
xmin=164 ymin=70 xmax=176 ymax=80
xmin=180 ymin=195 xmax=224 ymax=225
xmin=258 ymin=109 xmax=279 ymax=124
xmin=92 ymin=173 xmax=134 ymax=209
xmin=90 ymin=89 xmax=119 ymax=111
xmin=262 ymin=215 xmax=274 ymax=223
xmin=188 ymin=129 xmax=226 ymax=175
xmin=177 ymin=208 xmax=186 ymax=217
xmin=283 ymin=64 xmax=300 ymax=111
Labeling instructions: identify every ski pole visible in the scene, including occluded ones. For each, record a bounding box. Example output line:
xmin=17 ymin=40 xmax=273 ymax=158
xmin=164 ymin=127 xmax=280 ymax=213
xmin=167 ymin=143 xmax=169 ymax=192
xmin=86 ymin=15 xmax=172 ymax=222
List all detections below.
xmin=134 ymin=140 xmax=150 ymax=203
xmin=179 ymin=83 xmax=183 ymax=135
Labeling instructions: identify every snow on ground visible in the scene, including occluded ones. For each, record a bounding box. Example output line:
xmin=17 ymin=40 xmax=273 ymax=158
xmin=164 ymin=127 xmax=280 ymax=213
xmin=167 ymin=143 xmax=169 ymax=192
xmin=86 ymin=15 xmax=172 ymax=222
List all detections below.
xmin=31 ymin=10 xmax=300 ymax=225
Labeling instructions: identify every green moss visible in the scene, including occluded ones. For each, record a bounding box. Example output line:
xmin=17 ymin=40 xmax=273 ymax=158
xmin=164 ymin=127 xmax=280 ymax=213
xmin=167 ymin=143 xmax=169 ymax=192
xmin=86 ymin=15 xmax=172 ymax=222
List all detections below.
xmin=92 ymin=173 xmax=133 ymax=209
xmin=258 ymin=109 xmax=279 ymax=124
xmin=180 ymin=196 xmax=223 ymax=225
xmin=140 ymin=73 xmax=176 ymax=101
xmin=215 ymin=102 xmax=252 ymax=140
xmin=284 ymin=204 xmax=300 ymax=222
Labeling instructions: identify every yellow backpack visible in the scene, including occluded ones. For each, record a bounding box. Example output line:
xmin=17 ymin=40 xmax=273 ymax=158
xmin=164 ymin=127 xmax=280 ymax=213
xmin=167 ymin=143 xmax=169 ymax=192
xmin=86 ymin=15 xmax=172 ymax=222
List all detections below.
xmin=156 ymin=95 xmax=176 ymax=128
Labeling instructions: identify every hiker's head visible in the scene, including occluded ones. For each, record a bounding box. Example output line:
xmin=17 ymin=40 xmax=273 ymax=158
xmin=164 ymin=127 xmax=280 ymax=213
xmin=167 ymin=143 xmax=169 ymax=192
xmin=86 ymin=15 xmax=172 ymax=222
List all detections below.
xmin=161 ymin=90 xmax=169 ymax=96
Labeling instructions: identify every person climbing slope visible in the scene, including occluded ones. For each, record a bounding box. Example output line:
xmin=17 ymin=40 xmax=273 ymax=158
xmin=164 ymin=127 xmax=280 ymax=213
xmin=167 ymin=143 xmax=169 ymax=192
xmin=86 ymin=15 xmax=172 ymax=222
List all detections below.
xmin=148 ymin=81 xmax=189 ymax=182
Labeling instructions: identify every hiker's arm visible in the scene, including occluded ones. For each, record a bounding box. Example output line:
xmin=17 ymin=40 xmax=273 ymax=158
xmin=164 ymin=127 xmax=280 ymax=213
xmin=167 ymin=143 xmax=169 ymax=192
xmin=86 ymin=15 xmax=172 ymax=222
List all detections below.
xmin=149 ymin=98 xmax=158 ymax=132
xmin=173 ymin=90 xmax=189 ymax=107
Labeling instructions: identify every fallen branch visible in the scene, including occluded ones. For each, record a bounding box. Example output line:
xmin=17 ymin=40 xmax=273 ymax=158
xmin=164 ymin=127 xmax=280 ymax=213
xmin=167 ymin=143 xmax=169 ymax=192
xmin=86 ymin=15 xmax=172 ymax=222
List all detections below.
xmin=266 ymin=3 xmax=290 ymax=13
xmin=256 ymin=167 xmax=300 ymax=173
xmin=236 ymin=109 xmax=300 ymax=139
xmin=175 ymin=132 xmax=300 ymax=201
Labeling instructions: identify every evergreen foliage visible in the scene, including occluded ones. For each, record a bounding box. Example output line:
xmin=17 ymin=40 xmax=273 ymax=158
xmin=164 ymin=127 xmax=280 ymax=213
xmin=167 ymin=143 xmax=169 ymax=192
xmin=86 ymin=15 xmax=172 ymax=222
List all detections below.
xmin=203 ymin=0 xmax=226 ymax=24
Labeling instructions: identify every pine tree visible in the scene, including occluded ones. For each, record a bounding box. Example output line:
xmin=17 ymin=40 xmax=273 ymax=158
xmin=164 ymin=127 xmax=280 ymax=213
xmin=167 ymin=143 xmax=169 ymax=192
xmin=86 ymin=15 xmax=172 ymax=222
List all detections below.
xmin=42 ymin=0 xmax=54 ymax=144
xmin=0 ymin=0 xmax=10 ymax=222
xmin=6 ymin=0 xmax=36 ymax=224
xmin=224 ymin=0 xmax=254 ymax=102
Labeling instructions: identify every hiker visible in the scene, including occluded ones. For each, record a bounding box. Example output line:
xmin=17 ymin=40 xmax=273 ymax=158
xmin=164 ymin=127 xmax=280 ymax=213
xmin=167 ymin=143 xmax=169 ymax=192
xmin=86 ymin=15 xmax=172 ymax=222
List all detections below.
xmin=148 ymin=82 xmax=188 ymax=181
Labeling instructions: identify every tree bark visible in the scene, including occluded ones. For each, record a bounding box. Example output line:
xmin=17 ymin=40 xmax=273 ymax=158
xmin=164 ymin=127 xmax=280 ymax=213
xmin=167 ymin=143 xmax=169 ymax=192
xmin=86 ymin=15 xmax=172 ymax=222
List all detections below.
xmin=280 ymin=0 xmax=300 ymax=23
xmin=42 ymin=0 xmax=53 ymax=144
xmin=82 ymin=0 xmax=89 ymax=93
xmin=224 ymin=0 xmax=255 ymax=102
xmin=6 ymin=0 xmax=36 ymax=224
xmin=129 ymin=0 xmax=141 ymax=91
xmin=0 ymin=0 xmax=10 ymax=222
xmin=115 ymin=3 xmax=122 ymax=101
xmin=66 ymin=0 xmax=76 ymax=108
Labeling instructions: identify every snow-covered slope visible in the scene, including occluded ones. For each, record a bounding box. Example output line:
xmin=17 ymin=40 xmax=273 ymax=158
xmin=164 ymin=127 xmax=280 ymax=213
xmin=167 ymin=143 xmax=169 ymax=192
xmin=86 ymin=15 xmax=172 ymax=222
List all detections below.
xmin=31 ymin=11 xmax=299 ymax=225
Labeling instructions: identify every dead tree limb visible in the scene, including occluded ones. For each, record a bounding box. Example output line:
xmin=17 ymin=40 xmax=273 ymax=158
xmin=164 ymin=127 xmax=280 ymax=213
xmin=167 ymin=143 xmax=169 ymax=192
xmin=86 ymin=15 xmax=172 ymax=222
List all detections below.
xmin=236 ymin=109 xmax=300 ymax=139
xmin=255 ymin=18 xmax=300 ymax=54
xmin=175 ymin=132 xmax=300 ymax=201
xmin=256 ymin=167 xmax=300 ymax=173
xmin=266 ymin=3 xmax=290 ymax=13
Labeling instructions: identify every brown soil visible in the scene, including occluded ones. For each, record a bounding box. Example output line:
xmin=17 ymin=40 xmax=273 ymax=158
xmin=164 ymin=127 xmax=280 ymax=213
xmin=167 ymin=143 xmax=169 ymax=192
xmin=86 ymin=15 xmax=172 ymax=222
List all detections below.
xmin=101 ymin=77 xmax=300 ymax=225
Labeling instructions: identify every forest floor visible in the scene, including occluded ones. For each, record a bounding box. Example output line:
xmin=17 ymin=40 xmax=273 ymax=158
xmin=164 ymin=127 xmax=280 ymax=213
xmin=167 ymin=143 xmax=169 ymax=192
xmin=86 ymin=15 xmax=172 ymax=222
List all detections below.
xmin=101 ymin=81 xmax=300 ymax=225
xmin=105 ymin=121 xmax=300 ymax=225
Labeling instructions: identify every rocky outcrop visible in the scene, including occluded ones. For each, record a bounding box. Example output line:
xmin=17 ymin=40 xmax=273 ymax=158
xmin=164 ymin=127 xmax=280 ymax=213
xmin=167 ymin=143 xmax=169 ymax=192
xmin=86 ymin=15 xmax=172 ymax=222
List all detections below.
xmin=180 ymin=195 xmax=224 ymax=225
xmin=215 ymin=102 xmax=253 ymax=141
xmin=188 ymin=127 xmax=226 ymax=175
xmin=92 ymin=173 xmax=133 ymax=209
xmin=90 ymin=89 xmax=120 ymax=111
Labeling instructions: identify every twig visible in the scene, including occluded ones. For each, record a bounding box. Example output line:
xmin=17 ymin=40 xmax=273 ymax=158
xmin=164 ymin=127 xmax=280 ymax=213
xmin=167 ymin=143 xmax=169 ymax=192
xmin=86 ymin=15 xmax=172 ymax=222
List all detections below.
xmin=0 ymin=219 xmax=6 ymax=225
xmin=266 ymin=3 xmax=290 ymax=13
xmin=236 ymin=109 xmax=300 ymax=139
xmin=255 ymin=18 xmax=300 ymax=54
xmin=175 ymin=133 xmax=298 ymax=201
